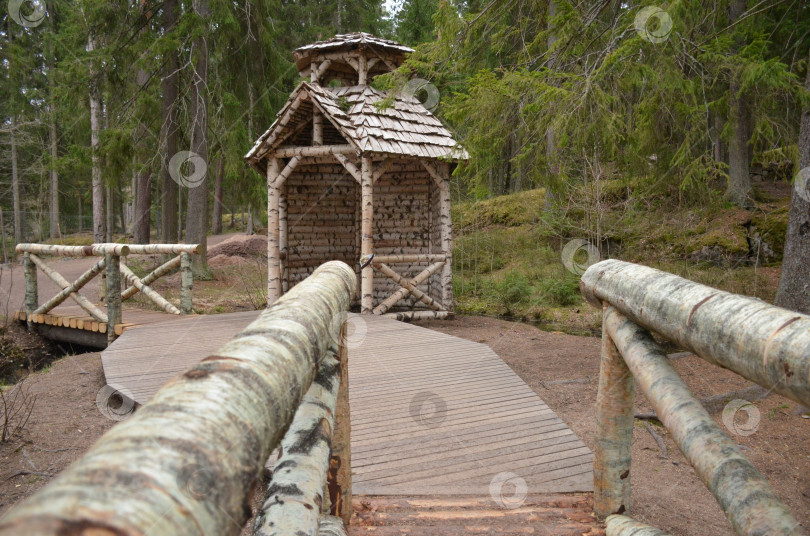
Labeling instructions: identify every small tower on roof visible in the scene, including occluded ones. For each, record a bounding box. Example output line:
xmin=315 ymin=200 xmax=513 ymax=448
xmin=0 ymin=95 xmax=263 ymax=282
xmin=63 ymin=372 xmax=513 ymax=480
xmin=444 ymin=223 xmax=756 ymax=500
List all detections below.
xmin=293 ymin=32 xmax=414 ymax=86
xmin=246 ymin=33 xmax=467 ymax=320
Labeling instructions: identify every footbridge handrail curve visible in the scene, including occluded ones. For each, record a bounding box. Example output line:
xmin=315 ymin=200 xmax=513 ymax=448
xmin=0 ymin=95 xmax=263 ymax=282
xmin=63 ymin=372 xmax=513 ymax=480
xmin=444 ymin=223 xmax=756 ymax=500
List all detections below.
xmin=582 ymin=259 xmax=807 ymax=536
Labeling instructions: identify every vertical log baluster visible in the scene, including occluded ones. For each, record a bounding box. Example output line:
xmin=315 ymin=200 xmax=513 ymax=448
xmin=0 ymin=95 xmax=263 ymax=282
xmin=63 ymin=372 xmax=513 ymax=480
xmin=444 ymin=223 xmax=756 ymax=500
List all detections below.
xmin=279 ymin=185 xmax=288 ymax=294
xmin=593 ymin=304 xmax=635 ymax=518
xmin=105 ymin=254 xmax=122 ymax=345
xmin=180 ymin=252 xmax=193 ymax=314
xmin=267 ymin=158 xmax=281 ymax=305
xmin=360 ymin=157 xmax=374 ymax=313
xmin=437 ymin=163 xmax=453 ymax=311
xmin=23 ymin=252 xmax=37 ymax=329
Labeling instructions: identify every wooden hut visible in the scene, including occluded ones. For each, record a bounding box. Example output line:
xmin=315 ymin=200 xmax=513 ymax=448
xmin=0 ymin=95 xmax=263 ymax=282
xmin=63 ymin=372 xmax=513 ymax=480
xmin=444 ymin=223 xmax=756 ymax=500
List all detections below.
xmin=245 ymin=33 xmax=467 ymax=320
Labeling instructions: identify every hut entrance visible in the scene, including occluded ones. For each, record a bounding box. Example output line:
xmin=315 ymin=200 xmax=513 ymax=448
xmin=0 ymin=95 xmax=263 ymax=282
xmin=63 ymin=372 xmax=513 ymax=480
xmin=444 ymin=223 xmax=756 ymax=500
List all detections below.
xmin=245 ymin=33 xmax=467 ymax=320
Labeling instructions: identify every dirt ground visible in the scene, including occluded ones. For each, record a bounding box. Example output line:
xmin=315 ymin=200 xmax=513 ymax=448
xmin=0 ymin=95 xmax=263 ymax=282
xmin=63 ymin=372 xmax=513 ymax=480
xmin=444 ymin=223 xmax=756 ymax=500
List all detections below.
xmin=1 ymin=312 xmax=807 ymax=535
xmin=415 ymin=315 xmax=810 ymax=535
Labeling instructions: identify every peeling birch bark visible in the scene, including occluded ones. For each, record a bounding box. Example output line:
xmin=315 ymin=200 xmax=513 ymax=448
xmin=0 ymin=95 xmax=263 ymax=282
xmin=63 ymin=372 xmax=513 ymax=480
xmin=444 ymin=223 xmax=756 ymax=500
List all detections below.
xmin=582 ymin=260 xmax=810 ymax=407
xmin=606 ymin=515 xmax=674 ymax=536
xmin=253 ymin=349 xmax=340 ymax=536
xmin=272 ymin=145 xmax=355 ymax=158
xmin=360 ymin=157 xmax=374 ymax=314
xmin=318 ymin=515 xmax=348 ymax=536
xmin=23 ymin=253 xmax=38 ymax=325
xmin=327 ymin=321 xmax=352 ymax=523
xmin=106 ymin=255 xmax=122 ymax=345
xmin=0 ymin=261 xmax=356 ymax=536
xmin=16 ymin=243 xmax=130 ymax=257
xmin=180 ymin=252 xmax=193 ymax=314
xmin=604 ymin=307 xmax=804 ymax=536
xmin=381 ymin=311 xmax=450 ymax=321
xmin=334 ymin=154 xmax=361 ymax=184
xmin=437 ymin=167 xmax=453 ymax=312
xmin=373 ymin=254 xmax=446 ymax=264
xmin=124 ymin=244 xmax=202 ymax=255
xmin=272 ymin=156 xmax=301 ymax=189
xmin=268 ymin=159 xmax=282 ymax=305
xmin=593 ymin=307 xmax=635 ymax=518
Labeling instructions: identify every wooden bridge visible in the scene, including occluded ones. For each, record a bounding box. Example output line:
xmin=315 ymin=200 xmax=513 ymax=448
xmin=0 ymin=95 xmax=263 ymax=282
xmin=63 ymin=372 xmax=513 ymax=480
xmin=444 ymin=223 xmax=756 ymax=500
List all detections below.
xmin=11 ymin=245 xmax=602 ymax=533
xmin=13 ymin=242 xmax=199 ymax=348
xmin=102 ymin=311 xmax=600 ymax=534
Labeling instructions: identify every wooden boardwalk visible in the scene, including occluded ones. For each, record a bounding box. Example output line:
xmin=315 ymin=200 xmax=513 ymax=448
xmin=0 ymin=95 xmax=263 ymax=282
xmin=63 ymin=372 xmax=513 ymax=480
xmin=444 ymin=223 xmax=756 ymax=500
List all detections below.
xmin=101 ymin=312 xmax=593 ymax=496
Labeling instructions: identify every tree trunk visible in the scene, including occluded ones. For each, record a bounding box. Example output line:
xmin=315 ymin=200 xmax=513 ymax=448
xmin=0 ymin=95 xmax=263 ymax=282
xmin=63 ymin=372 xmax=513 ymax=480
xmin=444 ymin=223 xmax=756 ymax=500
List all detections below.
xmin=775 ymin=49 xmax=810 ymax=314
xmin=47 ymin=2 xmax=60 ymax=239
xmin=185 ymin=0 xmax=209 ymax=273
xmin=726 ymin=0 xmax=751 ymax=207
xmin=105 ymin=184 xmax=113 ymax=242
xmin=48 ymin=67 xmax=59 ymax=239
xmin=160 ymin=0 xmax=180 ymax=245
xmin=133 ymin=170 xmax=152 ymax=244
xmin=11 ymin=120 xmax=22 ymax=244
xmin=117 ymin=183 xmax=126 ymax=235
xmin=544 ymin=0 xmax=558 ymax=209
xmin=212 ymin=157 xmax=224 ymax=235
xmin=88 ymin=36 xmax=105 ymax=244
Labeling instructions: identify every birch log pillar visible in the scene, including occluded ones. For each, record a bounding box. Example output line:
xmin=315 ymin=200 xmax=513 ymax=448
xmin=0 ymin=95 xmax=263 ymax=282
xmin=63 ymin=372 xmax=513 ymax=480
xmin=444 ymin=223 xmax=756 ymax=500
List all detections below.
xmin=267 ymin=158 xmax=281 ymax=305
xmin=360 ymin=156 xmax=374 ymax=314
xmin=23 ymin=252 xmax=37 ymax=328
xmin=357 ymin=54 xmax=367 ymax=86
xmin=313 ymin=109 xmax=323 ymax=146
xmin=105 ymin=254 xmax=122 ymax=345
xmin=438 ymin=164 xmax=453 ymax=311
xmin=593 ymin=303 xmax=635 ymax=518
xmin=180 ymin=252 xmax=193 ymax=314
xmin=279 ymin=186 xmax=289 ymax=293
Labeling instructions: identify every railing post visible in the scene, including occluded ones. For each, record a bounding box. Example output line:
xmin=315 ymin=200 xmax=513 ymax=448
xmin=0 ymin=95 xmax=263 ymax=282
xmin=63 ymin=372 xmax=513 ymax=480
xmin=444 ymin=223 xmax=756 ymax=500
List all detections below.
xmin=180 ymin=252 xmax=193 ymax=314
xmin=593 ymin=304 xmax=635 ymax=518
xmin=328 ymin=321 xmax=353 ymax=525
xmin=105 ymin=254 xmax=121 ymax=345
xmin=23 ymin=252 xmax=37 ymax=329
xmin=98 ymin=269 xmax=107 ymax=305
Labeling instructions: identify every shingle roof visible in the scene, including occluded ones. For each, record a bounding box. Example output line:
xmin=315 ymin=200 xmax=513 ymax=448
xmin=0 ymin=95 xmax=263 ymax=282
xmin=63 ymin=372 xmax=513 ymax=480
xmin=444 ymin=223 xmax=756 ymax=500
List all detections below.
xmin=293 ymin=32 xmax=413 ymax=62
xmin=245 ymin=81 xmax=468 ymax=170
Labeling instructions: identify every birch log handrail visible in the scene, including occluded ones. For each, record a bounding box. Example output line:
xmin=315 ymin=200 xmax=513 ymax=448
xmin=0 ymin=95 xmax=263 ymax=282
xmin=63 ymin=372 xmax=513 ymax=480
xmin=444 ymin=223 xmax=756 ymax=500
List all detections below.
xmin=0 ymin=260 xmax=357 ymax=536
xmin=582 ymin=259 xmax=807 ymax=536
xmin=18 ymin=242 xmax=202 ymax=343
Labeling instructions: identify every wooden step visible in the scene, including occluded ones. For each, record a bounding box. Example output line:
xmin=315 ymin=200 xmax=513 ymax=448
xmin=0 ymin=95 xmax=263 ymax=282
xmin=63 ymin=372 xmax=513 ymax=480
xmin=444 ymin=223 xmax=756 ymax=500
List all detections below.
xmin=349 ymin=494 xmax=605 ymax=535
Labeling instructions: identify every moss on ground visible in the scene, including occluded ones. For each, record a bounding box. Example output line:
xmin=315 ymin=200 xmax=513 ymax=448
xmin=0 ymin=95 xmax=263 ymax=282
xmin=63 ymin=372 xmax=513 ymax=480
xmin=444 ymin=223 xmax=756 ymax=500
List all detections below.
xmin=451 ymin=183 xmax=789 ymax=334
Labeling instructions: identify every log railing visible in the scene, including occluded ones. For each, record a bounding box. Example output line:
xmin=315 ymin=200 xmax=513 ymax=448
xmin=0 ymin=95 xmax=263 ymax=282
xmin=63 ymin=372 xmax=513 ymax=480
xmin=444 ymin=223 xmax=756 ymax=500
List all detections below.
xmin=581 ymin=259 xmax=808 ymax=536
xmin=370 ymin=253 xmax=451 ymax=320
xmin=16 ymin=243 xmax=201 ymax=344
xmin=0 ymin=260 xmax=356 ymax=536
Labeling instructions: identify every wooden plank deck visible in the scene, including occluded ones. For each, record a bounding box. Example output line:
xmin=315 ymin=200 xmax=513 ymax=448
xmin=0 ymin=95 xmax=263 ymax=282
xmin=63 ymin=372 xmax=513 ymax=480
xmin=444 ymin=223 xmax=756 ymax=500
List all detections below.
xmin=101 ymin=312 xmax=593 ymax=496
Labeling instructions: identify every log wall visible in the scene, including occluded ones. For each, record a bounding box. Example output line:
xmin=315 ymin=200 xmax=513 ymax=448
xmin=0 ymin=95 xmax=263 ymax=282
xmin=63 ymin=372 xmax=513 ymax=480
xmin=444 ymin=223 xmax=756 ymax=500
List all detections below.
xmin=286 ymin=163 xmax=357 ymax=287
xmin=284 ymin=158 xmax=441 ymax=311
xmin=372 ymin=160 xmax=436 ymax=307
